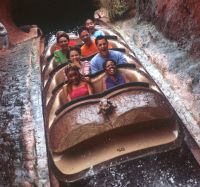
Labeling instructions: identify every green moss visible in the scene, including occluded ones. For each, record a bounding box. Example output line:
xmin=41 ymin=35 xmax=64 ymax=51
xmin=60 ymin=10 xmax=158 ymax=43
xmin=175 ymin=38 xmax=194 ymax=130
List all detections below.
xmin=100 ymin=0 xmax=129 ymax=20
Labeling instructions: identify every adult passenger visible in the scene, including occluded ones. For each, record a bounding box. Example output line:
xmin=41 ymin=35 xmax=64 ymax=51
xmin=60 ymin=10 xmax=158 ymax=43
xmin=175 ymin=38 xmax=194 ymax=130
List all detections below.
xmin=78 ymin=27 xmax=98 ymax=58
xmin=85 ymin=19 xmax=105 ymax=39
xmin=63 ymin=64 xmax=93 ymax=101
xmin=69 ymin=47 xmax=90 ymax=76
xmin=90 ymin=35 xmax=127 ymax=74
xmin=50 ymin=31 xmax=77 ymax=55
xmin=53 ymin=32 xmax=70 ymax=65
xmin=103 ymin=59 xmax=130 ymax=90
xmin=79 ymin=27 xmax=113 ymax=58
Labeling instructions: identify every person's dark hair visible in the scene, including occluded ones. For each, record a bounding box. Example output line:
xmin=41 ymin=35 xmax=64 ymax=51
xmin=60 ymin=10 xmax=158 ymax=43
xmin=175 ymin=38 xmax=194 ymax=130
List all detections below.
xmin=64 ymin=64 xmax=79 ymax=76
xmin=103 ymin=59 xmax=117 ymax=70
xmin=64 ymin=64 xmax=89 ymax=82
xmin=56 ymin=32 xmax=69 ymax=43
xmin=85 ymin=18 xmax=94 ymax=25
xmin=56 ymin=31 xmax=65 ymax=37
xmin=69 ymin=46 xmax=81 ymax=55
xmin=78 ymin=26 xmax=89 ymax=36
xmin=95 ymin=35 xmax=108 ymax=46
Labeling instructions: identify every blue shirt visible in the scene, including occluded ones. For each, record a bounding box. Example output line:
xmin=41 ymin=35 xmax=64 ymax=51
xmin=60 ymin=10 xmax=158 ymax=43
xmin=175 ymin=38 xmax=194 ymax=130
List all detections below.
xmin=91 ymin=30 xmax=105 ymax=39
xmin=90 ymin=50 xmax=127 ymax=74
xmin=105 ymin=73 xmax=126 ymax=89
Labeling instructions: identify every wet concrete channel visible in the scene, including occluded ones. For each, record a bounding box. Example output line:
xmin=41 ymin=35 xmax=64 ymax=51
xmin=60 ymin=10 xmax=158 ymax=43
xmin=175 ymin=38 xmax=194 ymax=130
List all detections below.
xmin=0 ymin=38 xmax=49 ymax=186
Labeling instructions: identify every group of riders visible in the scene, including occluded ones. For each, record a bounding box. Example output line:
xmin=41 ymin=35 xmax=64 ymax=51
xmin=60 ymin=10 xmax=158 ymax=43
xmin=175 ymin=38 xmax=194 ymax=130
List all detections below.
xmin=49 ymin=18 xmax=130 ymax=102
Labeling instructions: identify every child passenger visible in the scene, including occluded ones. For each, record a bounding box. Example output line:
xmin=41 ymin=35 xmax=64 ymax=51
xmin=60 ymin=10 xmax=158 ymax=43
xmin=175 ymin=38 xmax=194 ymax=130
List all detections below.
xmin=85 ymin=19 xmax=105 ymax=39
xmin=63 ymin=64 xmax=93 ymax=102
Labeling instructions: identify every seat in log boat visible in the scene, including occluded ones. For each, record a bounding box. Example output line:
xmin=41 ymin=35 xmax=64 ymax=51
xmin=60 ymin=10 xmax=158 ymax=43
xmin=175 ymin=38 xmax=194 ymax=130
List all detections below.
xmin=45 ymin=64 xmax=154 ymax=129
xmin=43 ymin=53 xmax=142 ymax=106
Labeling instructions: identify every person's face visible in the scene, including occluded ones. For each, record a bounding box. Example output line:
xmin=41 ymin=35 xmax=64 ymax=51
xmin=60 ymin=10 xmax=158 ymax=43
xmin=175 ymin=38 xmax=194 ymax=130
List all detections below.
xmin=69 ymin=50 xmax=80 ymax=62
xmin=85 ymin=19 xmax=95 ymax=31
xmin=67 ymin=70 xmax=80 ymax=85
xmin=58 ymin=36 xmax=69 ymax=49
xmin=80 ymin=30 xmax=90 ymax=43
xmin=96 ymin=39 xmax=109 ymax=56
xmin=105 ymin=61 xmax=117 ymax=76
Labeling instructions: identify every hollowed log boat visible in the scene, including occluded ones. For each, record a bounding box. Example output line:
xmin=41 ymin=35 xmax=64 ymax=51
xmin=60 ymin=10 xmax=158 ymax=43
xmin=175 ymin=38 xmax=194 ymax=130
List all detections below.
xmin=41 ymin=21 xmax=182 ymax=183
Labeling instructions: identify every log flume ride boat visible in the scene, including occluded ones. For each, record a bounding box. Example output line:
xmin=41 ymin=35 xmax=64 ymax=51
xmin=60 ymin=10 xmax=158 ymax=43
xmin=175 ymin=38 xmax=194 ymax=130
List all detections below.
xmin=41 ymin=20 xmax=182 ymax=184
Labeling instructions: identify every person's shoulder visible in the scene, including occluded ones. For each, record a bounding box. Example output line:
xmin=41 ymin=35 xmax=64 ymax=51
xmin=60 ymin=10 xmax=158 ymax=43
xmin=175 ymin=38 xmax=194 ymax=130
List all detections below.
xmin=95 ymin=29 xmax=105 ymax=35
xmin=91 ymin=53 xmax=100 ymax=61
xmin=54 ymin=49 xmax=62 ymax=55
xmin=93 ymin=29 xmax=105 ymax=38
xmin=50 ymin=43 xmax=59 ymax=53
xmin=81 ymin=43 xmax=86 ymax=50
xmin=109 ymin=49 xmax=122 ymax=55
xmin=91 ymin=39 xmax=96 ymax=45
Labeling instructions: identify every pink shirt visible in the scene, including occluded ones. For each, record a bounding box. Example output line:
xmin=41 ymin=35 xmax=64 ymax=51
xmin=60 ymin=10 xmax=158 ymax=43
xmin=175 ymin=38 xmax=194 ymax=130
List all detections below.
xmin=69 ymin=83 xmax=89 ymax=100
xmin=80 ymin=60 xmax=91 ymax=75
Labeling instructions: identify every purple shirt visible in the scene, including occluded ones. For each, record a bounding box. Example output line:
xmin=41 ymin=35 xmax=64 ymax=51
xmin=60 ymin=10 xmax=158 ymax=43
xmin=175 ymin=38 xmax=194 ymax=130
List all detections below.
xmin=105 ymin=73 xmax=126 ymax=89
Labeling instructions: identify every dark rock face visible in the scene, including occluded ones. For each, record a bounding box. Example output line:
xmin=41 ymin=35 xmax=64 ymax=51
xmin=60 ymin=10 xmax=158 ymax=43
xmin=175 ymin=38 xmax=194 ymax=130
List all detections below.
xmin=0 ymin=22 xmax=9 ymax=49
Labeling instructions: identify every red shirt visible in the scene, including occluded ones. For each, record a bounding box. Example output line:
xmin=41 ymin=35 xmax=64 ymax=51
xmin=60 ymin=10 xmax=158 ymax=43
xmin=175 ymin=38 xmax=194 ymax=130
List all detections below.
xmin=68 ymin=40 xmax=77 ymax=46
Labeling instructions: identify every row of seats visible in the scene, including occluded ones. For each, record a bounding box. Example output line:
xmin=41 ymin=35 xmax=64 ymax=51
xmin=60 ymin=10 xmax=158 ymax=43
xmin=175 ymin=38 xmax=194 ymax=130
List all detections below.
xmin=46 ymin=64 xmax=153 ymax=128
xmin=44 ymin=53 xmax=141 ymax=106
xmin=42 ymin=38 xmax=137 ymax=87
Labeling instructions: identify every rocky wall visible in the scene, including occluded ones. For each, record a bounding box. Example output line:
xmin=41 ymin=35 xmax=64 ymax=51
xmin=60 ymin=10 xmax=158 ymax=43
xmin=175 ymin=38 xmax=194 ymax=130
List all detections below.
xmin=135 ymin=0 xmax=200 ymax=56
xmin=105 ymin=0 xmax=200 ymax=163
xmin=97 ymin=0 xmax=200 ymax=56
xmin=0 ymin=0 xmax=39 ymax=45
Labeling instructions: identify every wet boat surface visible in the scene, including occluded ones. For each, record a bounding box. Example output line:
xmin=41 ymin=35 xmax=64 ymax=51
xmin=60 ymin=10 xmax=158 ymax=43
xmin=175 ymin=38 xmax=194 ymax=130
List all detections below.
xmin=60 ymin=142 xmax=200 ymax=187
